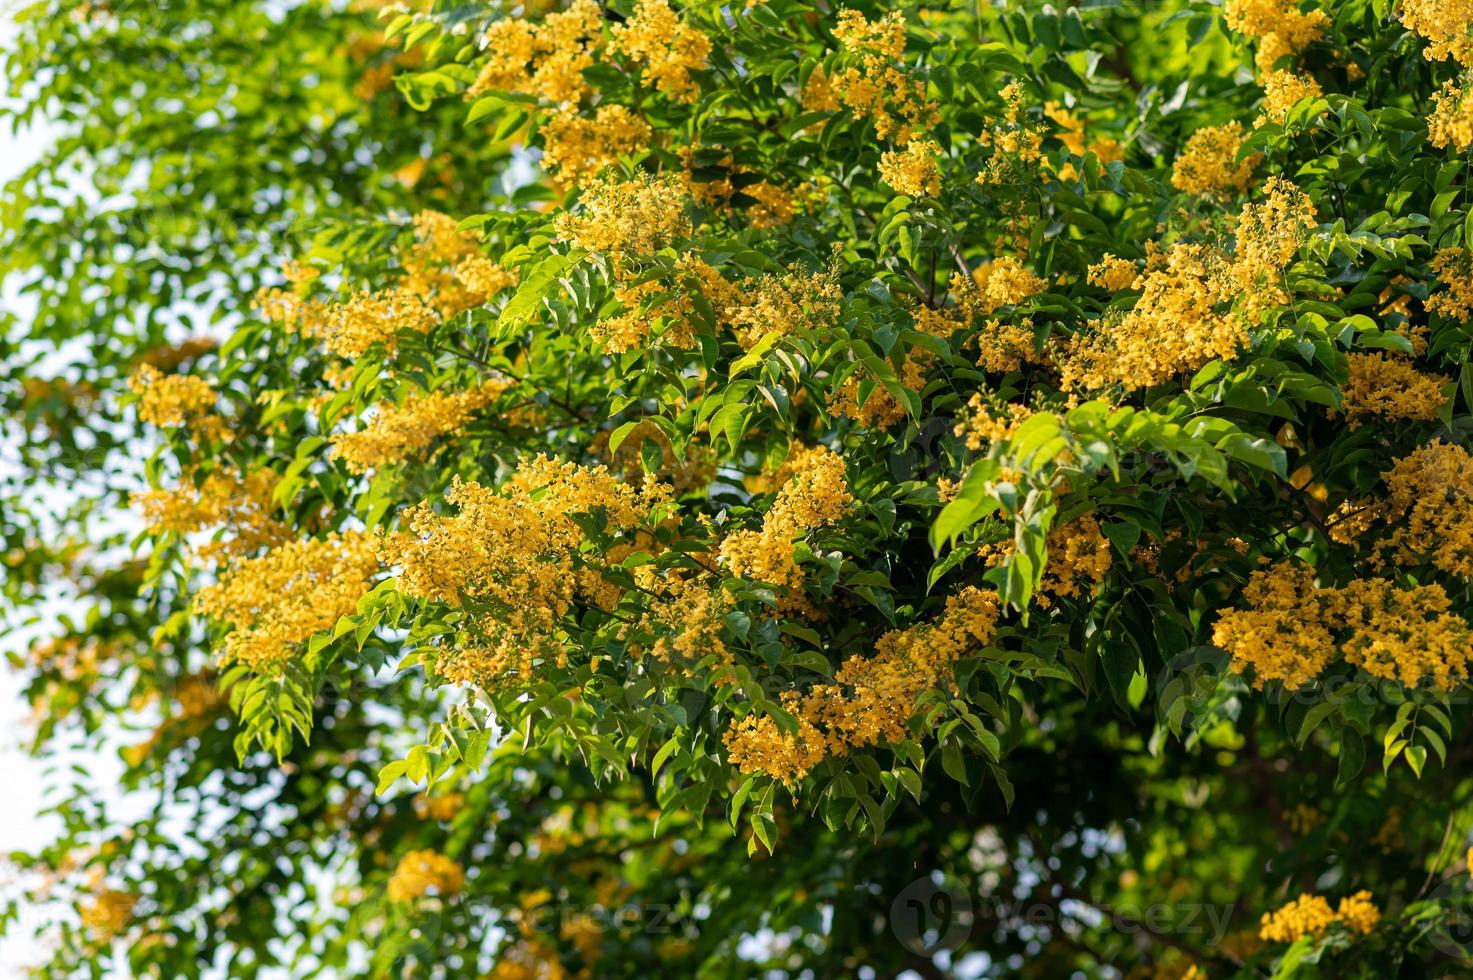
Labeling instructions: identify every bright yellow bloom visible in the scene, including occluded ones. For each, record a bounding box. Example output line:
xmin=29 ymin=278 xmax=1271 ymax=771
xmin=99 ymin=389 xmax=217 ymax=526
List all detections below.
xmin=1339 ymin=353 xmax=1448 ymax=429
xmin=1087 ymin=254 xmax=1137 ymax=292
xmin=1429 ymin=247 xmax=1473 ymax=321
xmin=128 ymin=363 xmax=217 ymax=429
xmin=554 ymin=171 xmax=691 ymax=258
xmin=611 ymin=0 xmax=712 ymax=103
xmin=332 ymin=379 xmax=512 ymax=473
xmin=1259 ymin=70 xmax=1323 ymax=125
xmin=1171 ymin=122 xmax=1260 ymax=197
xmin=387 ymin=849 xmax=465 ymax=902
xmin=1377 ymin=441 xmax=1473 ymax=577
xmin=193 ymin=531 xmax=380 ymax=672
xmin=468 ymin=0 xmax=605 ymax=106
xmin=1428 ymin=79 xmax=1473 ymax=151
xmin=1401 ymin=0 xmax=1473 ymax=68
xmin=1258 ymin=893 xmax=1336 ymax=943
xmin=830 ymin=9 xmax=939 ymax=144
xmin=878 ymin=138 xmax=942 ymax=197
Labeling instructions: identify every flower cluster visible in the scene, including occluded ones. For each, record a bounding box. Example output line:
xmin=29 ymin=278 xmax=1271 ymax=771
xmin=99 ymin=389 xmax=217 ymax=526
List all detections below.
xmin=469 ymin=0 xmax=604 ymax=106
xmin=1213 ymin=560 xmax=1473 ymax=690
xmin=610 ymin=0 xmax=711 ymax=103
xmin=980 ymin=513 xmax=1113 ymax=607
xmin=1338 ymin=353 xmax=1448 ymax=429
xmin=1428 ymin=79 xmax=1473 ymax=151
xmin=554 ymin=171 xmax=691 ymax=258
xmin=1171 ymin=122 xmax=1260 ymax=197
xmin=131 ymin=467 xmax=289 ymax=563
xmin=539 ymin=104 xmax=652 ymax=188
xmin=380 ymin=460 xmax=670 ymax=687
xmin=1224 ymin=0 xmax=1328 ymax=77
xmin=387 ymin=849 xmax=465 ymax=903
xmin=1374 ymin=441 xmax=1473 ymax=577
xmin=878 ymin=138 xmax=941 ymax=197
xmin=1428 ymin=247 xmax=1473 ymax=321
xmin=192 ymin=531 xmax=381 ymax=672
xmin=726 ymin=263 xmax=843 ymax=350
xmin=975 ymin=81 xmax=1045 ymax=185
xmin=332 ymin=379 xmax=512 ymax=473
xmin=719 ymin=445 xmax=852 ymax=617
xmin=1259 ymin=890 xmax=1379 ymax=943
xmin=128 ymin=364 xmax=217 ymax=430
xmin=1401 ymin=0 xmax=1473 ymax=68
xmin=829 ymin=9 xmax=939 ymax=144
xmin=724 ymin=585 xmax=1000 ymax=783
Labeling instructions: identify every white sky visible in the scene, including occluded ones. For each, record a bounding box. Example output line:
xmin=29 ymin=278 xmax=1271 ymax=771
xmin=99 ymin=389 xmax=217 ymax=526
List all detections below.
xmin=1 ymin=10 xmax=80 ymax=974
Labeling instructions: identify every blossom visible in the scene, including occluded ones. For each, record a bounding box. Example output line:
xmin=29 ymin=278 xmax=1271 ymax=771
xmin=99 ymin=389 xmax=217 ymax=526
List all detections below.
xmin=553 ymin=171 xmax=691 ymax=258
xmin=1428 ymin=79 xmax=1473 ymax=151
xmin=332 ymin=379 xmax=512 ymax=472
xmin=387 ymin=850 xmax=465 ymax=902
xmin=878 ymin=138 xmax=942 ymax=197
xmin=610 ymin=0 xmax=712 ymax=103
xmin=1338 ymin=353 xmax=1448 ymax=429
xmin=1401 ymin=0 xmax=1473 ymax=68
xmin=192 ymin=531 xmax=381 ymax=672
xmin=1171 ymin=122 xmax=1260 ymax=197
xmin=829 ymin=9 xmax=939 ymax=144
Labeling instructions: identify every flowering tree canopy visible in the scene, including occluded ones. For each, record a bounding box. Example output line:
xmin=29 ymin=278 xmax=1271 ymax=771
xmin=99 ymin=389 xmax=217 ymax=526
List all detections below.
xmin=6 ymin=0 xmax=1473 ymax=976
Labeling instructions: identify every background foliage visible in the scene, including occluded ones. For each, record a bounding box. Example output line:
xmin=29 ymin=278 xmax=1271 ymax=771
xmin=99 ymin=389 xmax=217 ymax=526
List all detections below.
xmin=5 ymin=0 xmax=1473 ymax=977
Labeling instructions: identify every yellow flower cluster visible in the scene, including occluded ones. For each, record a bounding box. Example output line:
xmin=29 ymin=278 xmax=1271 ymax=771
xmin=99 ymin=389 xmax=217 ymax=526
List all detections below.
xmin=400 ymin=210 xmax=490 ymax=317
xmin=1087 ymin=254 xmax=1137 ymax=292
xmin=380 ymin=461 xmax=670 ymax=686
xmin=1213 ymin=560 xmax=1473 ymax=690
xmin=981 ymin=513 xmax=1114 ymax=607
xmin=469 ymin=0 xmax=604 ymax=106
xmin=1259 ymin=70 xmax=1323 ymax=125
xmin=554 ymin=171 xmax=691 ymax=258
xmin=132 ymin=467 xmax=289 ymax=562
xmin=1339 ymin=353 xmax=1448 ymax=429
xmin=1170 ymin=122 xmax=1260 ymax=197
xmin=78 ymin=889 xmax=136 ymax=941
xmin=829 ymin=9 xmax=939 ymax=144
xmin=321 ymin=287 xmax=439 ymax=359
xmin=540 ymin=104 xmax=651 ymax=188
xmin=193 ymin=531 xmax=380 ymax=672
xmin=387 ymin=849 xmax=465 ymax=903
xmin=723 ymin=585 xmax=1000 ymax=783
xmin=976 ymin=81 xmax=1045 ymax=185
xmin=1259 ymin=890 xmax=1379 ymax=943
xmin=720 ymin=446 xmax=852 ymax=616
xmin=1223 ymin=0 xmax=1328 ymax=76
xmin=1428 ymin=247 xmax=1473 ymax=321
xmin=827 ymin=354 xmax=926 ymax=429
xmin=1063 ymin=180 xmax=1313 ymax=391
xmin=1376 ymin=441 xmax=1473 ymax=577
xmin=414 ymin=791 xmax=466 ymax=822
xmin=610 ymin=0 xmax=711 ymax=103
xmin=454 ymin=255 xmax=519 ymax=300
xmin=726 ymin=263 xmax=843 ymax=350
xmin=1061 ymin=243 xmax=1235 ymax=391
xmin=878 ymin=138 xmax=941 ymax=197
xmin=1401 ymin=0 xmax=1473 ymax=68
xmin=332 ymin=379 xmax=511 ymax=473
xmin=965 ymin=258 xmax=1047 ymax=315
xmin=128 ymin=364 xmax=217 ymax=429
xmin=954 ymin=394 xmax=1034 ymax=450
xmin=801 ymin=65 xmax=841 ymax=114
xmin=1225 ymin=176 xmax=1318 ymax=318
xmin=593 ymin=255 xmax=739 ymax=352
xmin=1429 ymin=79 xmax=1473 ymax=151
xmin=621 ymin=569 xmax=733 ymax=675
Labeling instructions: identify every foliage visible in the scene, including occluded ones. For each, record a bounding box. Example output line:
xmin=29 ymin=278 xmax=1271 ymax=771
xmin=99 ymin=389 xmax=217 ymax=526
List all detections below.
xmin=6 ymin=0 xmax=1473 ymax=977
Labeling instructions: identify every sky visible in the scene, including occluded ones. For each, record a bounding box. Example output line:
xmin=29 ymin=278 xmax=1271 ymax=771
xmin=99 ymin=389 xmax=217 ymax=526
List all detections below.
xmin=2 ymin=10 xmax=79 ymax=974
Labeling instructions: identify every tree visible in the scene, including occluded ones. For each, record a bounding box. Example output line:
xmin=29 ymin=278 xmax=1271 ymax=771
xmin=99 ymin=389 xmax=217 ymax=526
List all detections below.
xmin=5 ymin=0 xmax=1473 ymax=976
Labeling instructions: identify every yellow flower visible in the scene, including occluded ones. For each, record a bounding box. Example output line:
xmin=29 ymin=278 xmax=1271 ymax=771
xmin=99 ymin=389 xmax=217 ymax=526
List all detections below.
xmin=1258 ymin=893 xmax=1336 ymax=943
xmin=1338 ymin=353 xmax=1448 ymax=429
xmin=332 ymin=379 xmax=511 ymax=473
xmin=829 ymin=9 xmax=939 ymax=144
xmin=1087 ymin=254 xmax=1137 ymax=292
xmin=611 ymin=0 xmax=712 ymax=103
xmin=468 ymin=0 xmax=605 ymax=107
xmin=1401 ymin=0 xmax=1473 ymax=68
xmin=1259 ymin=70 xmax=1323 ymax=125
xmin=878 ymin=138 xmax=942 ymax=197
xmin=128 ymin=364 xmax=217 ymax=429
xmin=1428 ymin=79 xmax=1473 ymax=151
xmin=387 ymin=849 xmax=465 ymax=902
xmin=193 ymin=531 xmax=380 ymax=672
xmin=553 ymin=171 xmax=691 ymax=258
xmin=1171 ymin=122 xmax=1260 ymax=197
